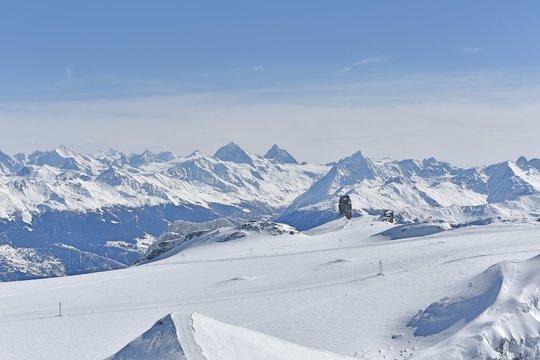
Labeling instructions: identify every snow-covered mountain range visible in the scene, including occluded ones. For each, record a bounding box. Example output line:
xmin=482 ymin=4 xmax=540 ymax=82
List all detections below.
xmin=0 ymin=143 xmax=324 ymax=281
xmin=279 ymin=151 xmax=540 ymax=229
xmin=0 ymin=143 xmax=539 ymax=281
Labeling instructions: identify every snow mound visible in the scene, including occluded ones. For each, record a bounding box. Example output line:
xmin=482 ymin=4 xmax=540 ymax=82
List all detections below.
xmin=217 ymin=276 xmax=257 ymax=286
xmin=107 ymin=312 xmax=354 ymax=360
xmin=375 ymin=223 xmax=450 ymax=240
xmin=316 ymin=258 xmax=355 ymax=269
xmin=411 ymin=255 xmax=540 ymax=359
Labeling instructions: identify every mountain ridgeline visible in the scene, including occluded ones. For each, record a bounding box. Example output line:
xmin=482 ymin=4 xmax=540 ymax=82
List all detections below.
xmin=0 ymin=143 xmax=539 ymax=281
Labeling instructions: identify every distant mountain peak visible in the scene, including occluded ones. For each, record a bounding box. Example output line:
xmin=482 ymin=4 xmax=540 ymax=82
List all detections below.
xmin=0 ymin=150 xmax=18 ymax=173
xmin=516 ymin=156 xmax=529 ymax=170
xmin=333 ymin=151 xmax=370 ymax=171
xmin=128 ymin=150 xmax=156 ymax=167
xmin=214 ymin=142 xmax=254 ymax=166
xmin=264 ymin=144 xmax=298 ymax=164
xmin=187 ymin=150 xmax=202 ymax=158
xmin=54 ymin=144 xmax=77 ymax=158
xmin=156 ymin=151 xmax=176 ymax=162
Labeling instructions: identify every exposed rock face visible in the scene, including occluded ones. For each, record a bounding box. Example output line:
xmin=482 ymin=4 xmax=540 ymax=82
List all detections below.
xmin=136 ymin=219 xmax=299 ymax=264
xmin=138 ymin=218 xmax=234 ymax=263
xmin=381 ymin=210 xmax=395 ymax=223
xmin=516 ymin=156 xmax=529 ymax=170
xmin=338 ymin=195 xmax=353 ymax=220
xmin=239 ymin=220 xmax=298 ymax=235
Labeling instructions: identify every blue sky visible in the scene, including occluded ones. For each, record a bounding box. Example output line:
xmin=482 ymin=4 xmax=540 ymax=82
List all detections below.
xmin=2 ymin=0 xmax=539 ymax=99
xmin=0 ymin=1 xmax=539 ymax=165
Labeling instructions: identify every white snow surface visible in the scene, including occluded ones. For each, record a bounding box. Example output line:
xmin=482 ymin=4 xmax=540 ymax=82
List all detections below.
xmin=411 ymin=254 xmax=540 ymax=359
xmin=280 ymin=151 xmax=540 ymax=229
xmin=1 ymin=216 xmax=540 ymax=359
xmin=108 ymin=312 xmax=353 ymax=360
xmin=0 ymin=145 xmax=327 ymax=222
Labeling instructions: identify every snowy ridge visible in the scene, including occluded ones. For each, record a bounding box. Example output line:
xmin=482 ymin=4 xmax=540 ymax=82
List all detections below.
xmin=137 ymin=218 xmax=235 ymax=263
xmin=279 ymin=152 xmax=540 ymax=230
xmin=1 ymin=144 xmax=540 ymax=281
xmin=264 ymin=144 xmax=299 ymax=164
xmin=108 ymin=312 xmax=354 ymax=360
xmin=0 ymin=144 xmax=324 ymax=281
xmin=137 ymin=219 xmax=299 ymax=264
xmin=411 ymin=254 xmax=540 ymax=359
xmin=0 ymin=144 xmax=324 ymax=222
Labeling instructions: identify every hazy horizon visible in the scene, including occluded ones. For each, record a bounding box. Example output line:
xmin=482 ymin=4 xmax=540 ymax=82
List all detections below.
xmin=1 ymin=1 xmax=539 ymax=167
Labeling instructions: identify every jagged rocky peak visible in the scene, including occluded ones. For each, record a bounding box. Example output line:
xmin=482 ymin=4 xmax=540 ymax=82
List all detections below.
xmin=54 ymin=144 xmax=78 ymax=158
xmin=516 ymin=156 xmax=529 ymax=170
xmin=156 ymin=151 xmax=176 ymax=162
xmin=27 ymin=145 xmax=80 ymax=168
xmin=0 ymin=150 xmax=19 ymax=173
xmin=214 ymin=142 xmax=254 ymax=166
xmin=332 ymin=150 xmax=375 ymax=182
xmin=187 ymin=150 xmax=202 ymax=158
xmin=263 ymin=144 xmax=298 ymax=164
xmin=420 ymin=157 xmax=452 ymax=176
xmin=529 ymin=158 xmax=540 ymax=170
xmin=129 ymin=150 xmax=156 ymax=167
xmin=339 ymin=150 xmax=368 ymax=167
xmin=102 ymin=148 xmax=123 ymax=157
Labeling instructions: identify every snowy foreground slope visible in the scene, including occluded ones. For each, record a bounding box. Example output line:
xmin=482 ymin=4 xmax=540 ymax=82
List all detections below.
xmin=108 ymin=312 xmax=353 ymax=360
xmin=0 ymin=217 xmax=539 ymax=359
xmin=411 ymin=254 xmax=540 ymax=359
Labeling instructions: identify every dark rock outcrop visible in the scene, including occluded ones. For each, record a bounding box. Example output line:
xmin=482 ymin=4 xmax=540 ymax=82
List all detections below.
xmin=381 ymin=210 xmax=395 ymax=223
xmin=338 ymin=195 xmax=353 ymax=220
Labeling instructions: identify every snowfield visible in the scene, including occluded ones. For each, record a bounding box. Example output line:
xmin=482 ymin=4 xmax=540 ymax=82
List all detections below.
xmin=108 ymin=312 xmax=354 ymax=360
xmin=0 ymin=216 xmax=539 ymax=359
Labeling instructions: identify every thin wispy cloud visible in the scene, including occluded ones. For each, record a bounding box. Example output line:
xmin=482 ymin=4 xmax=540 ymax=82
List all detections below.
xmin=459 ymin=47 xmax=484 ymax=53
xmin=339 ymin=56 xmax=389 ymax=73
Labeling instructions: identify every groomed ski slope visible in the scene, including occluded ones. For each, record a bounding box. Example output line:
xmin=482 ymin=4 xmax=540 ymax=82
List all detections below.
xmin=0 ymin=217 xmax=539 ymax=359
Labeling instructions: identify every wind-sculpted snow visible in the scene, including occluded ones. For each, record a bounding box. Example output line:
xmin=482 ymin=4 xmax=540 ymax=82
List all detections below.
xmin=374 ymin=223 xmax=451 ymax=240
xmin=412 ymin=255 xmax=540 ymax=359
xmin=108 ymin=312 xmax=354 ymax=360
